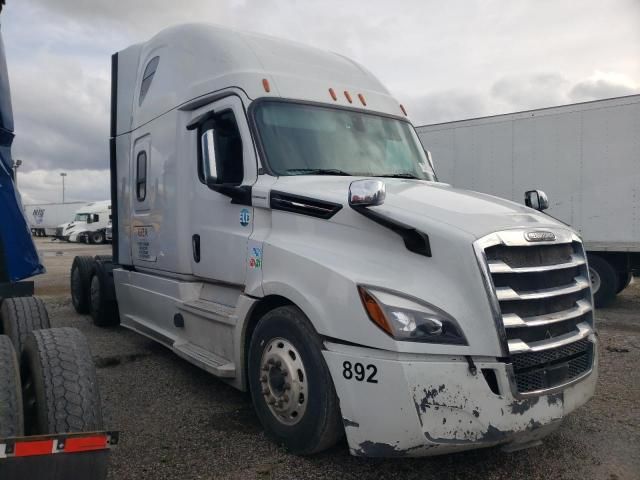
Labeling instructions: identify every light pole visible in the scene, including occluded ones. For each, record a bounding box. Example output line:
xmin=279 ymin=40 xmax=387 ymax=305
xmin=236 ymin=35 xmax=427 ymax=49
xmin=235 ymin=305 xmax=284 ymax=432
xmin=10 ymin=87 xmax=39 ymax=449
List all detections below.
xmin=12 ymin=158 xmax=22 ymax=187
xmin=60 ymin=172 xmax=67 ymax=203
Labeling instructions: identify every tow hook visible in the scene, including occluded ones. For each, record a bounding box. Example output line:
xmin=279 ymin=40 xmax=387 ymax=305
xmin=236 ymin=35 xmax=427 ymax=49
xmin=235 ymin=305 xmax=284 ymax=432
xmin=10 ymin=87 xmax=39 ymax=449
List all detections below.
xmin=465 ymin=356 xmax=478 ymax=376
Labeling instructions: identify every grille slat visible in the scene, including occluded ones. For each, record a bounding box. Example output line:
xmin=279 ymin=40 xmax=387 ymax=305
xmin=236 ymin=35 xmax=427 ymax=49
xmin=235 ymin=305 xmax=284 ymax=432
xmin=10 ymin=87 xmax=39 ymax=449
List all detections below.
xmin=480 ymin=234 xmax=595 ymax=395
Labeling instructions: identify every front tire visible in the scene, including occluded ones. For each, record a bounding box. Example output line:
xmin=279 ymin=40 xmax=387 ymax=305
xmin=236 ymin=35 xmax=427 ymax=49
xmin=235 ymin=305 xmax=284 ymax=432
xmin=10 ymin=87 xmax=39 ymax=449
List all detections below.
xmin=248 ymin=306 xmax=343 ymax=454
xmin=588 ymin=254 xmax=618 ymax=308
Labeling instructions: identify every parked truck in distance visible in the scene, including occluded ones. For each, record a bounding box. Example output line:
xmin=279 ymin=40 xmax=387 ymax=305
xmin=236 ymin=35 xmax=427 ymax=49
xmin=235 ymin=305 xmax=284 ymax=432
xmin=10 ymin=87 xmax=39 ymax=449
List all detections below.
xmin=73 ymin=23 xmax=598 ymax=457
xmin=417 ymin=95 xmax=640 ymax=307
xmin=25 ymin=201 xmax=86 ymax=237
xmin=55 ymin=200 xmax=111 ymax=244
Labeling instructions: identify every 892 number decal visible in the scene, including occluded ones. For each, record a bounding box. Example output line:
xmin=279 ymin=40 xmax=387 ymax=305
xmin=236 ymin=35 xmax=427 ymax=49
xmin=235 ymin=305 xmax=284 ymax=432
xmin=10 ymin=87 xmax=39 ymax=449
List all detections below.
xmin=342 ymin=361 xmax=378 ymax=383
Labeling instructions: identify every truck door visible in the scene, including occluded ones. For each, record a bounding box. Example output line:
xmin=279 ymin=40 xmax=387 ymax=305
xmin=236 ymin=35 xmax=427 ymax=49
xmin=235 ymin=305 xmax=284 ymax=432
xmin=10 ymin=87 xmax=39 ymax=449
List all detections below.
xmin=189 ymin=95 xmax=257 ymax=286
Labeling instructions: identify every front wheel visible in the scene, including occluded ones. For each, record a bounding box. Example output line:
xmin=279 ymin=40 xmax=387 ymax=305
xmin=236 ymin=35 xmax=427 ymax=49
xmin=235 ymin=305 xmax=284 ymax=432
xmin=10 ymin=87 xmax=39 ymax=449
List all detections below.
xmin=248 ymin=306 xmax=343 ymax=454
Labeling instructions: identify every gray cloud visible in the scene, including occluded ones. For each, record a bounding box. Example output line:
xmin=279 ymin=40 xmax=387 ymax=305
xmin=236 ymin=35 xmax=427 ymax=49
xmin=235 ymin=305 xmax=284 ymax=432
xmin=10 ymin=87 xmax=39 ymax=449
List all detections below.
xmin=490 ymin=73 xmax=570 ymax=110
xmin=569 ymin=77 xmax=638 ymax=102
xmin=402 ymin=90 xmax=489 ymax=126
xmin=18 ymin=169 xmax=110 ymax=204
xmin=10 ymin=53 xmax=110 ymax=173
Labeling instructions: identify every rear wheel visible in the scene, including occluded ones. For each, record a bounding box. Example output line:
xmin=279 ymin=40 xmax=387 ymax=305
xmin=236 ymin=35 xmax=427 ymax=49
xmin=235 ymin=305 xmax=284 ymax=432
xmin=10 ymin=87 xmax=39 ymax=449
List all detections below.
xmin=71 ymin=256 xmax=95 ymax=314
xmin=89 ymin=261 xmax=119 ymax=327
xmin=616 ymin=272 xmax=633 ymax=295
xmin=21 ymin=328 xmax=103 ymax=435
xmin=0 ymin=296 xmax=51 ymax=355
xmin=0 ymin=335 xmax=24 ymax=438
xmin=588 ymin=255 xmax=618 ymax=308
xmin=90 ymin=231 xmax=105 ymax=244
xmin=248 ymin=306 xmax=343 ymax=454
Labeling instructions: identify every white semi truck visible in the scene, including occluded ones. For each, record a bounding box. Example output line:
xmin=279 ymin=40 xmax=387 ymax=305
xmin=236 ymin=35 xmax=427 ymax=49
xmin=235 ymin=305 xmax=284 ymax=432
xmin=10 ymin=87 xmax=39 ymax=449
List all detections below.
xmin=55 ymin=200 xmax=112 ymax=244
xmin=24 ymin=201 xmax=86 ymax=237
xmin=73 ymin=24 xmax=597 ymax=457
xmin=416 ymin=95 xmax=640 ymax=308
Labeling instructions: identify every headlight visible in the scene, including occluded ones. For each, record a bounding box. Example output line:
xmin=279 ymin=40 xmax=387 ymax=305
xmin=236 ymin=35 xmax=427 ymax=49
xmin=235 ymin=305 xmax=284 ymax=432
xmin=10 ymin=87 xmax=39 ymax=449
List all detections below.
xmin=358 ymin=286 xmax=467 ymax=344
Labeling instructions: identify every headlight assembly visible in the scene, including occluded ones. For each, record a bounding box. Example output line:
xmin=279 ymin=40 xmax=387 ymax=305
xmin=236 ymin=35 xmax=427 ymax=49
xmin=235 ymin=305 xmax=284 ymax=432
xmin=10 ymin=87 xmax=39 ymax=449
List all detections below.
xmin=358 ymin=286 xmax=467 ymax=345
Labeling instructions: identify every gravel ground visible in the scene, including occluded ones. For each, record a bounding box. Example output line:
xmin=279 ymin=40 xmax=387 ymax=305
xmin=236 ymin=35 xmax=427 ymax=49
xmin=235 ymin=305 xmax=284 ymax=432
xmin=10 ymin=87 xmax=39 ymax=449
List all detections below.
xmin=31 ymin=238 xmax=640 ymax=480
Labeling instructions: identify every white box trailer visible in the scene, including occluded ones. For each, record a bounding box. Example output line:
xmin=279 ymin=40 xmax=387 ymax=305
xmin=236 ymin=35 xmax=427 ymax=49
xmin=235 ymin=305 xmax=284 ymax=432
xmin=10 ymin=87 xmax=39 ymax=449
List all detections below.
xmin=24 ymin=202 xmax=86 ymax=237
xmin=73 ymin=23 xmax=598 ymax=458
xmin=416 ymin=95 xmax=640 ymax=307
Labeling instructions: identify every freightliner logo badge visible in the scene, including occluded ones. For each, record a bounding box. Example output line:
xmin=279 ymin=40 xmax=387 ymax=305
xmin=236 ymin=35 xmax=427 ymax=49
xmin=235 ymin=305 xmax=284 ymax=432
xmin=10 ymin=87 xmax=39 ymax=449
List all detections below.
xmin=525 ymin=231 xmax=556 ymax=242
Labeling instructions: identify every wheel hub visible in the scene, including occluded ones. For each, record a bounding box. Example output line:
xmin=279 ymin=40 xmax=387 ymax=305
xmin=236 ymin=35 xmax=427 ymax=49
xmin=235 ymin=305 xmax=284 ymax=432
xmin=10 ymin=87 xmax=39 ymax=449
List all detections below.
xmin=259 ymin=338 xmax=307 ymax=426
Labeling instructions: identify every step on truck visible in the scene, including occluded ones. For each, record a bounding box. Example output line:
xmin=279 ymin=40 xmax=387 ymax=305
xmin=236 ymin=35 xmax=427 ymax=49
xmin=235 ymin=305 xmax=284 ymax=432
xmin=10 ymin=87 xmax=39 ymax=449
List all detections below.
xmin=0 ymin=3 xmax=117 ymax=477
xmin=82 ymin=23 xmax=597 ymax=457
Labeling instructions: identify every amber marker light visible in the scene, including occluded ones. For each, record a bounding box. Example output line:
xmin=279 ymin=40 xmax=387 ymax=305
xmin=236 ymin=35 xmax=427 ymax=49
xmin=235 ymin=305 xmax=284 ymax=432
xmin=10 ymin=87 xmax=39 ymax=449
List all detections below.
xmin=358 ymin=93 xmax=367 ymax=106
xmin=262 ymin=78 xmax=271 ymax=93
xmin=329 ymin=88 xmax=338 ymax=101
xmin=344 ymin=91 xmax=353 ymax=103
xmin=358 ymin=287 xmax=393 ymax=336
xmin=400 ymin=104 xmax=407 ymax=116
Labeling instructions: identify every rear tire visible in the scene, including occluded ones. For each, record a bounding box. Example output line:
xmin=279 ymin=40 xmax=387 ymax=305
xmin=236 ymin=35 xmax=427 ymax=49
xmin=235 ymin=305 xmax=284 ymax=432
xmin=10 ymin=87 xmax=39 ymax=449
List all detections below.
xmin=90 ymin=231 xmax=105 ymax=244
xmin=248 ymin=306 xmax=343 ymax=454
xmin=71 ymin=256 xmax=95 ymax=314
xmin=616 ymin=272 xmax=633 ymax=295
xmin=0 ymin=335 xmax=24 ymax=438
xmin=89 ymin=261 xmax=119 ymax=327
xmin=0 ymin=296 xmax=51 ymax=355
xmin=588 ymin=255 xmax=618 ymax=308
xmin=21 ymin=328 xmax=103 ymax=435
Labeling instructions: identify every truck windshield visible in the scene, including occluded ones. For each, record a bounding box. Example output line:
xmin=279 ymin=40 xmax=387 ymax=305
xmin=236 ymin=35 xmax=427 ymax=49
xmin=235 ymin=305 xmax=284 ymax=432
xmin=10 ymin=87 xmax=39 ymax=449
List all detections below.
xmin=74 ymin=213 xmax=89 ymax=222
xmin=253 ymin=101 xmax=436 ymax=180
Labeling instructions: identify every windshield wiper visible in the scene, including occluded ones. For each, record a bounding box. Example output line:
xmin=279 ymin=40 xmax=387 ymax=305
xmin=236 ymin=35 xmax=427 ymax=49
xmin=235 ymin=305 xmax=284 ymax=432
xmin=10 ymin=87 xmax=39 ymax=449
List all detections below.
xmin=374 ymin=173 xmax=421 ymax=179
xmin=285 ymin=168 xmax=352 ymax=176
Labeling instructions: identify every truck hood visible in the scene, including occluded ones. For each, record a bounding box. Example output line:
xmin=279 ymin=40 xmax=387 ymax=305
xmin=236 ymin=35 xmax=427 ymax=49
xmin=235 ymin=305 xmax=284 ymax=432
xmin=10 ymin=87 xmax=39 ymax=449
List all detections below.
xmin=271 ymin=177 xmax=567 ymax=239
xmin=61 ymin=221 xmax=88 ymax=234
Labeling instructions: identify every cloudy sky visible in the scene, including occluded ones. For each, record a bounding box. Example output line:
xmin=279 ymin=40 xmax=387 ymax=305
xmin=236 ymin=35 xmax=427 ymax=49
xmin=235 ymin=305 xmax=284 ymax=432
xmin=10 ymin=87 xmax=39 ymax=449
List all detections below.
xmin=2 ymin=0 xmax=639 ymax=204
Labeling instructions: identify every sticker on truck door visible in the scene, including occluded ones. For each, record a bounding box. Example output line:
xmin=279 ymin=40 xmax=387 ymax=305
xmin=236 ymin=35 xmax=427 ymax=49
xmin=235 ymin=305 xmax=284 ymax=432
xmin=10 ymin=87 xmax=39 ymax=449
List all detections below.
xmin=133 ymin=226 xmax=157 ymax=262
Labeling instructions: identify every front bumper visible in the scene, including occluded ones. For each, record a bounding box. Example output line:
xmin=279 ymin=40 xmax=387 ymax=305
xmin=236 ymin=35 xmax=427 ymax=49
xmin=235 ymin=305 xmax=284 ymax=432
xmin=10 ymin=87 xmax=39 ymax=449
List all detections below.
xmin=323 ymin=336 xmax=597 ymax=457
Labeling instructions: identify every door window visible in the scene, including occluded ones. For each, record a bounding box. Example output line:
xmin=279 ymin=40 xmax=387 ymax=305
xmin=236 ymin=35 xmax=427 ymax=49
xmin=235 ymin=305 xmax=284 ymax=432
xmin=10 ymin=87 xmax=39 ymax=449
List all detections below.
xmin=136 ymin=151 xmax=147 ymax=201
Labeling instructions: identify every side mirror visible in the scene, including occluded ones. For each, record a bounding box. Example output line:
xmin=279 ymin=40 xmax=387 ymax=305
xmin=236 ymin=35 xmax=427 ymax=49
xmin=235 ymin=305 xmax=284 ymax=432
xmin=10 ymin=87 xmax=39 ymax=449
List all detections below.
xmin=349 ymin=179 xmax=386 ymax=207
xmin=201 ymin=128 xmax=219 ymax=185
xmin=525 ymin=190 xmax=549 ymax=211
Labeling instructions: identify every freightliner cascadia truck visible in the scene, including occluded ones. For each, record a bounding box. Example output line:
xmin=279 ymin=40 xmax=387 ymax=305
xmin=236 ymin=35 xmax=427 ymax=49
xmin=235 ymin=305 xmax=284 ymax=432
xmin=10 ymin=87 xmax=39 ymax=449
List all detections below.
xmin=75 ymin=23 xmax=598 ymax=457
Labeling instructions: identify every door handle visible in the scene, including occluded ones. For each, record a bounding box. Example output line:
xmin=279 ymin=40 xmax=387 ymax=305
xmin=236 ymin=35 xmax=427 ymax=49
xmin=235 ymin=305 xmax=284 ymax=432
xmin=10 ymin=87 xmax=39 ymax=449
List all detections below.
xmin=192 ymin=234 xmax=200 ymax=263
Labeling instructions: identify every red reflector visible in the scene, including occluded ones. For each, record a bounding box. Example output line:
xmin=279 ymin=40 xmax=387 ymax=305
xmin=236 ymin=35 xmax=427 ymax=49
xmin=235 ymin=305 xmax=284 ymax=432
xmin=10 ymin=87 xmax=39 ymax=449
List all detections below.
xmin=64 ymin=435 xmax=109 ymax=453
xmin=15 ymin=440 xmax=54 ymax=457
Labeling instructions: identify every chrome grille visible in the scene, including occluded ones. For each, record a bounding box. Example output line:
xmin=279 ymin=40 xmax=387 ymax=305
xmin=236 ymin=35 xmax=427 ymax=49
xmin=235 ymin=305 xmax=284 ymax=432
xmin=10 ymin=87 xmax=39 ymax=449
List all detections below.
xmin=475 ymin=229 xmax=595 ymax=395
